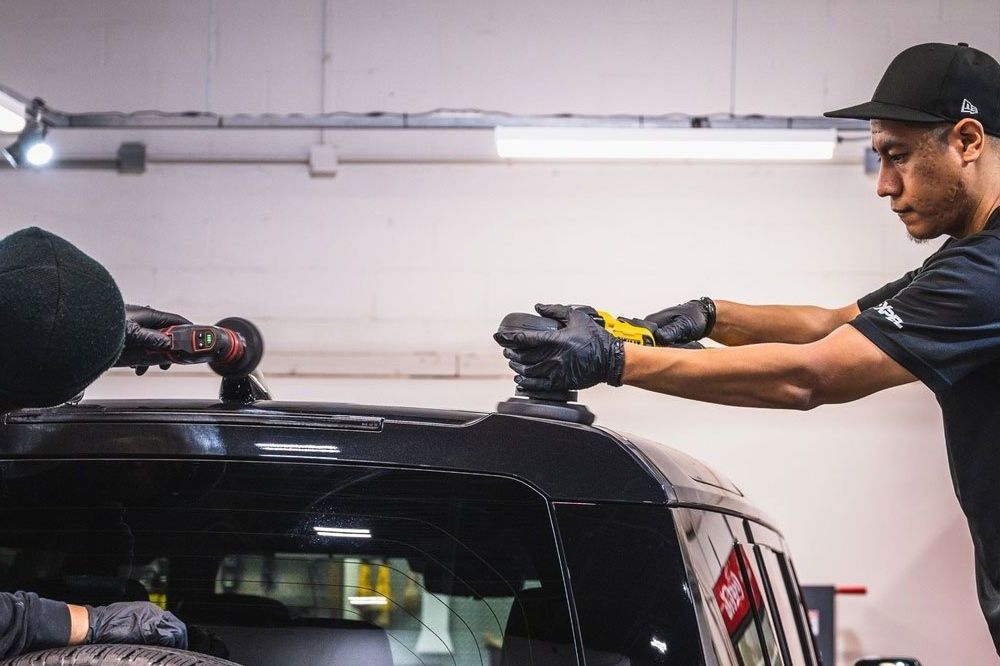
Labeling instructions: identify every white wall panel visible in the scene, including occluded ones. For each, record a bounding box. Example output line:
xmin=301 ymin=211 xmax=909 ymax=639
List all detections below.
xmin=1 ymin=161 xmax=905 ymax=352
xmin=1 ymin=1 xmax=211 ymax=110
xmin=327 ymin=0 xmax=735 ymax=113
xmin=208 ymin=0 xmax=324 ymax=114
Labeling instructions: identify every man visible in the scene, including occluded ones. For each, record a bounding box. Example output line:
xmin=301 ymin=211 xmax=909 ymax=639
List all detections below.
xmin=0 ymin=227 xmax=190 ymax=410
xmin=0 ymin=227 xmax=192 ymax=657
xmin=495 ymin=42 xmax=1000 ymax=653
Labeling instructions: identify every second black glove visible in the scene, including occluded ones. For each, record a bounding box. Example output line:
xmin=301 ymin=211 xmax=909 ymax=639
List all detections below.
xmin=88 ymin=601 xmax=188 ymax=648
xmin=644 ymin=297 xmax=716 ymax=346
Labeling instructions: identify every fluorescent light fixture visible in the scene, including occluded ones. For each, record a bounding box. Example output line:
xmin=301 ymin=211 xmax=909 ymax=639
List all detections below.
xmin=313 ymin=526 xmax=371 ymax=539
xmin=349 ymin=596 xmax=389 ymax=606
xmin=0 ymin=90 xmax=26 ymax=134
xmin=495 ymin=127 xmax=837 ymax=161
xmin=255 ymin=443 xmax=341 ymax=454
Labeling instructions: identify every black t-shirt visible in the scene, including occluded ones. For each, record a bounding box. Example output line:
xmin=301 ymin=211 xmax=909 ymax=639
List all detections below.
xmin=850 ymin=207 xmax=1000 ymax=651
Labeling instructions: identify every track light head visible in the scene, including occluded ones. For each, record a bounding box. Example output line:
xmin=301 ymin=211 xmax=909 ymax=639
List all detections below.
xmin=3 ymin=99 xmax=53 ymax=168
xmin=3 ymin=125 xmax=52 ymax=168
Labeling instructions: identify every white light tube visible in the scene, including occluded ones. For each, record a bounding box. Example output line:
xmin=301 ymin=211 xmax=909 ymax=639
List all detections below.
xmin=314 ymin=526 xmax=372 ymax=539
xmin=495 ymin=127 xmax=837 ymax=161
xmin=0 ymin=90 xmax=26 ymax=134
xmin=349 ymin=596 xmax=389 ymax=606
xmin=255 ymin=443 xmax=341 ymax=454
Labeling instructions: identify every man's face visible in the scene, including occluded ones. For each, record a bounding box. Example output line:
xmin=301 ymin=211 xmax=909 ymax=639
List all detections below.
xmin=871 ymin=119 xmax=972 ymax=240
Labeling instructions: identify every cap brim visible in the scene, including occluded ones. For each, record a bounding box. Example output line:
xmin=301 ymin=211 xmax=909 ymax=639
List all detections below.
xmin=824 ymin=100 xmax=946 ymax=123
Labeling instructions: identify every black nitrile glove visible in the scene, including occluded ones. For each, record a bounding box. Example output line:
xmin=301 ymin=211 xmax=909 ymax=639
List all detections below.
xmin=122 ymin=304 xmax=192 ymax=375
xmin=493 ymin=304 xmax=625 ymax=392
xmin=187 ymin=625 xmax=230 ymax=658
xmin=643 ymin=297 xmax=716 ymax=346
xmin=87 ymin=601 xmax=188 ymax=648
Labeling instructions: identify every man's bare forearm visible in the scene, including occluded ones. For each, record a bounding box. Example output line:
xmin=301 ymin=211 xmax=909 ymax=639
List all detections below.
xmin=623 ymin=341 xmax=816 ymax=409
xmin=622 ymin=323 xmax=915 ymax=409
xmin=710 ymin=300 xmax=860 ymax=346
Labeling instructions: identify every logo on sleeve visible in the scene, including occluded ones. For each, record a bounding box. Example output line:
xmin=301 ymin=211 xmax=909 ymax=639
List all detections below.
xmin=875 ymin=301 xmax=904 ymax=329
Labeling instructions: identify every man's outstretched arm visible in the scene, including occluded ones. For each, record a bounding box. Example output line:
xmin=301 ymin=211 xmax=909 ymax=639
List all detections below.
xmin=0 ymin=595 xmax=187 ymax=659
xmin=624 ymin=323 xmax=915 ymax=409
xmin=640 ymin=298 xmax=862 ymax=347
xmin=710 ymin=301 xmax=861 ymax=346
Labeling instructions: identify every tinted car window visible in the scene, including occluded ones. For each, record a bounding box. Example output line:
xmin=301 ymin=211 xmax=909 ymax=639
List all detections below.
xmin=780 ymin=555 xmax=820 ymax=664
xmin=0 ymin=459 xmax=573 ymax=666
xmin=675 ymin=508 xmax=788 ymax=666
xmin=739 ymin=546 xmax=785 ymax=666
xmin=755 ymin=547 xmax=811 ymax=666
xmin=745 ymin=521 xmax=818 ymax=666
xmin=555 ymin=503 xmax=703 ymax=665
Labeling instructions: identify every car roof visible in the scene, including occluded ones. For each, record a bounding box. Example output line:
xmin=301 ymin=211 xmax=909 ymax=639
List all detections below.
xmin=0 ymin=399 xmax=778 ymax=532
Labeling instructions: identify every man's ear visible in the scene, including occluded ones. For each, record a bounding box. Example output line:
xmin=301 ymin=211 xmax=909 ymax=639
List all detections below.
xmin=954 ymin=118 xmax=986 ymax=163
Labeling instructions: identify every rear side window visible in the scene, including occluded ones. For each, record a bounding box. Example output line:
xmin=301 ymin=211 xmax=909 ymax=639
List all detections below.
xmin=675 ymin=508 xmax=785 ymax=666
xmin=746 ymin=522 xmax=818 ymax=666
xmin=755 ymin=547 xmax=809 ymax=666
xmin=738 ymin=546 xmax=786 ymax=666
xmin=0 ymin=459 xmax=574 ymax=666
xmin=555 ymin=503 xmax=703 ymax=665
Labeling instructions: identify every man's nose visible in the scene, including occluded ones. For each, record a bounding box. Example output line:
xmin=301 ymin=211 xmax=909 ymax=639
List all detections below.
xmin=875 ymin=163 xmax=901 ymax=198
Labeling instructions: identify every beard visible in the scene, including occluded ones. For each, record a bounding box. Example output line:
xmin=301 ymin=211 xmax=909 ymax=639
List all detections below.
xmin=906 ymin=231 xmax=930 ymax=244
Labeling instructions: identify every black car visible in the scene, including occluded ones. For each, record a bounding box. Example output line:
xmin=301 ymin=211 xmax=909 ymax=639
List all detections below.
xmin=0 ymin=370 xmax=916 ymax=666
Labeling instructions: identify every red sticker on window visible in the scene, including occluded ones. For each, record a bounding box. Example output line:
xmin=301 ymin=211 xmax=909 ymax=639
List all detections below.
xmin=713 ymin=548 xmax=762 ymax=635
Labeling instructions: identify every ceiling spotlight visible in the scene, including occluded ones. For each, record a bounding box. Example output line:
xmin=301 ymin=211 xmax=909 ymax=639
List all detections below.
xmin=25 ymin=138 xmax=53 ymax=166
xmin=3 ymin=100 xmax=53 ymax=168
xmin=3 ymin=126 xmax=52 ymax=167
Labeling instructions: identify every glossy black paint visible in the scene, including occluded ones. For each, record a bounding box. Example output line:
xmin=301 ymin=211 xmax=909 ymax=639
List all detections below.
xmin=0 ymin=400 xmax=662 ymax=503
xmin=0 ymin=398 xmax=779 ymax=525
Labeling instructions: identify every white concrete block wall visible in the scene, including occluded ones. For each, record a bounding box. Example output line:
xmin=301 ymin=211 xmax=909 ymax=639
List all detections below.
xmin=2 ymin=2 xmax=999 ymax=663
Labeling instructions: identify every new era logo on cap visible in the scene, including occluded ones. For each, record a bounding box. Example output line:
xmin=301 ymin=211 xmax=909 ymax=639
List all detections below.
xmin=962 ymin=98 xmax=979 ymax=115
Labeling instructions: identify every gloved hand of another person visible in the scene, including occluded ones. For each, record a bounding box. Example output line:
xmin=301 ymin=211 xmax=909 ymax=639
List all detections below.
xmin=87 ymin=601 xmax=188 ymax=648
xmin=643 ymin=297 xmax=716 ymax=346
xmin=493 ymin=304 xmax=625 ymax=392
xmin=122 ymin=304 xmax=192 ymax=375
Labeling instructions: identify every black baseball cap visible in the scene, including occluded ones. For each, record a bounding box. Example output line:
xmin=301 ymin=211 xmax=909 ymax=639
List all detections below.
xmin=825 ymin=42 xmax=1000 ymax=137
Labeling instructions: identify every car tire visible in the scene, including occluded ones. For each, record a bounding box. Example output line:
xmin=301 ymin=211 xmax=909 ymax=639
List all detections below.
xmin=0 ymin=645 xmax=242 ymax=666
